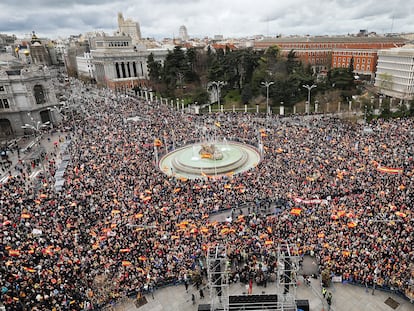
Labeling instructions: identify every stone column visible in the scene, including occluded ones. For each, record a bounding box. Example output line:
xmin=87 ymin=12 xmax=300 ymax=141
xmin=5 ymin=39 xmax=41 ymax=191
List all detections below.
xmin=279 ymin=102 xmax=284 ymax=116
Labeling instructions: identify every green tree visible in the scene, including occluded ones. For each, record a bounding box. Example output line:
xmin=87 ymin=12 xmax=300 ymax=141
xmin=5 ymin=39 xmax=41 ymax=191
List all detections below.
xmin=147 ymin=53 xmax=162 ymax=82
xmin=328 ymin=67 xmax=355 ymax=90
xmin=241 ymin=83 xmax=253 ymax=104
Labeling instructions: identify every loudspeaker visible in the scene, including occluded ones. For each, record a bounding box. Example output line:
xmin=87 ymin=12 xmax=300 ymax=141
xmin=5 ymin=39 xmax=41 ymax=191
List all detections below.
xmin=198 ymin=304 xmax=211 ymax=311
xmin=296 ymin=299 xmax=310 ymax=311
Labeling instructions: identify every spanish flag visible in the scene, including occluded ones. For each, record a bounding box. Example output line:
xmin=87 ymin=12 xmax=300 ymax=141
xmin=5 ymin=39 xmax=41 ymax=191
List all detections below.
xmin=121 ymin=261 xmax=132 ymax=267
xmin=395 ymin=211 xmax=407 ymax=218
xmin=21 ymin=213 xmax=31 ymax=219
xmin=220 ymin=228 xmax=230 ymax=235
xmin=347 ymin=222 xmax=357 ymax=228
xmin=215 ymin=122 xmax=221 ymax=127
xmin=9 ymin=250 xmax=20 ymax=257
xmin=337 ymin=210 xmax=346 ymax=217
xmin=120 ymin=248 xmax=131 ymax=253
xmin=265 ymin=240 xmax=273 ymax=245
xmin=154 ymin=139 xmax=162 ymax=147
xmin=22 ymin=267 xmax=36 ymax=273
xmin=138 ymin=256 xmax=147 ymax=261
xmin=290 ymin=208 xmax=302 ymax=216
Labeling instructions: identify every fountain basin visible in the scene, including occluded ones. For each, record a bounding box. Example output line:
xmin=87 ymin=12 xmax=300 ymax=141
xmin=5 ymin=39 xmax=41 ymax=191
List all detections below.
xmin=159 ymin=141 xmax=261 ymax=179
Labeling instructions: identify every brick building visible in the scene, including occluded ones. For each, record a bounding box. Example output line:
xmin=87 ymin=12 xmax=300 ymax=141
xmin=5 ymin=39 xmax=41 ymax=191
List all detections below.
xmin=254 ymin=36 xmax=408 ymax=79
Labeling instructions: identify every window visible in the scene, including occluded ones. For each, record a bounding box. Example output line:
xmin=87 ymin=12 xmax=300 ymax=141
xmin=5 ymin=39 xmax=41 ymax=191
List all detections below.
xmin=33 ymin=84 xmax=45 ymax=105
xmin=0 ymin=86 xmax=4 ymax=92
xmin=357 ymin=59 xmax=360 ymax=63
xmin=367 ymin=65 xmax=370 ymax=71
xmin=367 ymin=59 xmax=371 ymax=64
xmin=0 ymin=99 xmax=9 ymax=109
xmin=362 ymin=59 xmax=365 ymax=63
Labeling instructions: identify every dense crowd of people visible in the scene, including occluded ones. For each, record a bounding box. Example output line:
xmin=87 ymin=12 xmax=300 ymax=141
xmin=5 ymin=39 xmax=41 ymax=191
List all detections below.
xmin=1 ymin=83 xmax=413 ymax=310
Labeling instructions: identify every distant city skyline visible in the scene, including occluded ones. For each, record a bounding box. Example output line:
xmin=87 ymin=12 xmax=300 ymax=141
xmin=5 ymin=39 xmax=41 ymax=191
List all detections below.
xmin=0 ymin=0 xmax=413 ymax=40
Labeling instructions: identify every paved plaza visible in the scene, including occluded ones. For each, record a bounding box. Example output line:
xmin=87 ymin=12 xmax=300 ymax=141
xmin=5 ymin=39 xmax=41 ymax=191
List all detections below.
xmin=112 ymin=279 xmax=413 ymax=311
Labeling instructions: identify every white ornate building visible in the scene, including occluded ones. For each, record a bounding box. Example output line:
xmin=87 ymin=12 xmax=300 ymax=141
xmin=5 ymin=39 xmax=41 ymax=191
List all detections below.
xmin=90 ymin=35 xmax=168 ymax=90
xmin=375 ymin=45 xmax=414 ymax=102
xmin=0 ymin=54 xmax=59 ymax=138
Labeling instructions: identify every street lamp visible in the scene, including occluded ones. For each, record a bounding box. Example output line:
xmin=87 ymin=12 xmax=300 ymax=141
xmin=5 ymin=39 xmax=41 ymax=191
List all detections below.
xmin=302 ymin=84 xmax=317 ymax=114
xmin=208 ymin=81 xmax=226 ymax=112
xmin=261 ymin=81 xmax=274 ymax=115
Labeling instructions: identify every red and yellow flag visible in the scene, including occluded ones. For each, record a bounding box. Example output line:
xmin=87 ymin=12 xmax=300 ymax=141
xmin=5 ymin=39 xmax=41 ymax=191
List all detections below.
xmin=121 ymin=261 xmax=132 ymax=267
xmin=290 ymin=208 xmax=302 ymax=215
xmin=347 ymin=222 xmax=357 ymax=228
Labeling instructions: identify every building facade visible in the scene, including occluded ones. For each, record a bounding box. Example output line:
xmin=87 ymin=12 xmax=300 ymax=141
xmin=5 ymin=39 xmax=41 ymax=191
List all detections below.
xmin=76 ymin=52 xmax=95 ymax=81
xmin=332 ymin=49 xmax=377 ymax=79
xmin=90 ymin=36 xmax=168 ymax=90
xmin=117 ymin=12 xmax=141 ymax=44
xmin=254 ymin=36 xmax=408 ymax=78
xmin=374 ymin=45 xmax=414 ymax=102
xmin=179 ymin=25 xmax=189 ymax=42
xmin=0 ymin=55 xmax=59 ymax=139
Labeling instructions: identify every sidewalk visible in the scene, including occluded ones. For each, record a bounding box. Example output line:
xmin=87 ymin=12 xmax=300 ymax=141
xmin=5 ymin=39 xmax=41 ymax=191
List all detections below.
xmin=0 ymin=130 xmax=69 ymax=184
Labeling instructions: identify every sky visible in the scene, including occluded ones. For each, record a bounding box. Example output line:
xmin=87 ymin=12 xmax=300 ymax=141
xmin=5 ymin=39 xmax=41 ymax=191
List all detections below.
xmin=0 ymin=0 xmax=413 ymax=40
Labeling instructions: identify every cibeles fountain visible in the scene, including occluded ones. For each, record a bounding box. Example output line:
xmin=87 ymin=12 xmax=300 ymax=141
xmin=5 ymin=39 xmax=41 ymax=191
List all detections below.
xmin=159 ymin=137 xmax=262 ymax=179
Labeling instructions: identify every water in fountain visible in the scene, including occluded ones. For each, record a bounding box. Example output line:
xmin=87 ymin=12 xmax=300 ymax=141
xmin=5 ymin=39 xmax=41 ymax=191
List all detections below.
xmin=191 ymin=145 xmax=200 ymax=161
xmin=222 ymin=137 xmax=230 ymax=151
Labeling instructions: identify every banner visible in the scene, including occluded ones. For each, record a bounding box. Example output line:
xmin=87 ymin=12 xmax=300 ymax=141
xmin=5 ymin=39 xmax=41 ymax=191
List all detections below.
xmin=376 ymin=166 xmax=403 ymax=174
xmin=294 ymin=198 xmax=328 ymax=205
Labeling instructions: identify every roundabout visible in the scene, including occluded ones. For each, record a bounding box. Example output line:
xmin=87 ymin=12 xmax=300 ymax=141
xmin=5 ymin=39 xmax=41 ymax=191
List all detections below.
xmin=159 ymin=140 xmax=261 ymax=179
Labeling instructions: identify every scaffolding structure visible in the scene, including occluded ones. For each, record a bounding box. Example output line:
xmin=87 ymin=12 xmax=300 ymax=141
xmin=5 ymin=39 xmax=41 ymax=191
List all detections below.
xmin=206 ymin=244 xmax=230 ymax=311
xmin=275 ymin=242 xmax=300 ymax=310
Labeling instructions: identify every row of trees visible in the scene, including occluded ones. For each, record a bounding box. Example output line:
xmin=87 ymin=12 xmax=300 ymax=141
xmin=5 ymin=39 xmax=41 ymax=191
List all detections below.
xmin=145 ymin=45 xmax=357 ymax=110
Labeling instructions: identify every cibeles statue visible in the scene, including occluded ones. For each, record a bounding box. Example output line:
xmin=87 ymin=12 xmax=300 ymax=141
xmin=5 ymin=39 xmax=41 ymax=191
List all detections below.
xmin=199 ymin=143 xmax=223 ymax=160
